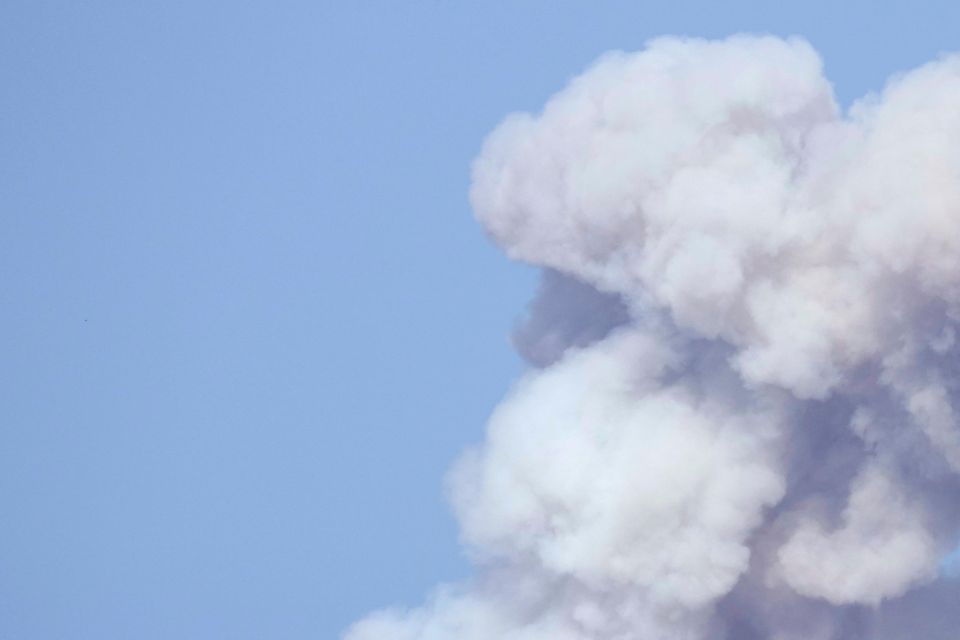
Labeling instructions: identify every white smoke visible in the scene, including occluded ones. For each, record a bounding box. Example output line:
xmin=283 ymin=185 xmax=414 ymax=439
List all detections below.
xmin=343 ymin=35 xmax=960 ymax=639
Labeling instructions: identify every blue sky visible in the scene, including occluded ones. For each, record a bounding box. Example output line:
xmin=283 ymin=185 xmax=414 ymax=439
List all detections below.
xmin=3 ymin=2 xmax=960 ymax=639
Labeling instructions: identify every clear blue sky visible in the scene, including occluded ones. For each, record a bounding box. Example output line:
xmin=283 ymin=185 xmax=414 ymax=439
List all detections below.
xmin=2 ymin=2 xmax=959 ymax=638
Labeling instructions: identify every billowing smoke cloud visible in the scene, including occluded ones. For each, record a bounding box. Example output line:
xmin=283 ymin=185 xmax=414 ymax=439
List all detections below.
xmin=344 ymin=35 xmax=960 ymax=639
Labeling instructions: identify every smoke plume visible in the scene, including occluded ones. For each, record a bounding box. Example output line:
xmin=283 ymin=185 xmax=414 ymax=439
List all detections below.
xmin=344 ymin=35 xmax=960 ymax=639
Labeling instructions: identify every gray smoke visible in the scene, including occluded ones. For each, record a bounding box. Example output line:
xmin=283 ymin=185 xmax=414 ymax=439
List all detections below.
xmin=344 ymin=35 xmax=960 ymax=639
xmin=512 ymin=269 xmax=630 ymax=368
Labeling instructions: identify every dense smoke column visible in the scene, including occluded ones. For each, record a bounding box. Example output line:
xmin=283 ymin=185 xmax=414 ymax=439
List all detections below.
xmin=344 ymin=35 xmax=960 ymax=640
